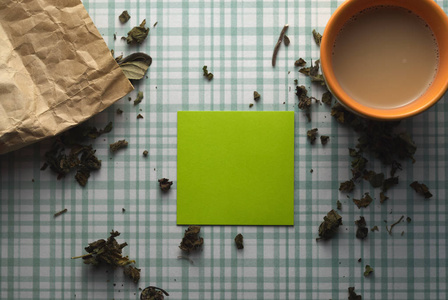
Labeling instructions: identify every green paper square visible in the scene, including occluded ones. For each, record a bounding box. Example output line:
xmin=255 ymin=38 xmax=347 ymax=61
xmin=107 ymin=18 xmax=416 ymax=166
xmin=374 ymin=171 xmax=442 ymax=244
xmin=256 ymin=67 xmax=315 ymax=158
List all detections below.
xmin=177 ymin=111 xmax=294 ymax=225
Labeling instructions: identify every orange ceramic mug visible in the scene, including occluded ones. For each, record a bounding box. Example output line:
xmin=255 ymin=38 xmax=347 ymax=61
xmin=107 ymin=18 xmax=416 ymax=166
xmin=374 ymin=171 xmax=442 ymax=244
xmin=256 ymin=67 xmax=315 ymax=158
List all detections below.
xmin=320 ymin=0 xmax=448 ymax=120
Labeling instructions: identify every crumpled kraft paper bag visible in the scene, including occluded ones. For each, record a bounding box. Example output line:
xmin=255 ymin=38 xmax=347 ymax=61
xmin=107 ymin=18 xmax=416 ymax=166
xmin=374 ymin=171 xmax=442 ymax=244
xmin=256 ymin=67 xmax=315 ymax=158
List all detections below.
xmin=0 ymin=0 xmax=134 ymax=154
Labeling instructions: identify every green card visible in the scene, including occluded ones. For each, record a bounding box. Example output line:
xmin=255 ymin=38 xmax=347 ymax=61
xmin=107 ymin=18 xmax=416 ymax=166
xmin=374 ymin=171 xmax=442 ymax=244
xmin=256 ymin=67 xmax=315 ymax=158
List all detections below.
xmin=177 ymin=111 xmax=295 ymax=225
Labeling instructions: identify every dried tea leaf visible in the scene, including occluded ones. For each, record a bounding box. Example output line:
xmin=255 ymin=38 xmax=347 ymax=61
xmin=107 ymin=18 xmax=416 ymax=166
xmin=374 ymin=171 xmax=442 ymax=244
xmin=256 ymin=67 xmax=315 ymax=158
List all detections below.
xmin=364 ymin=171 xmax=384 ymax=188
xmin=348 ymin=287 xmax=362 ymax=300
xmin=294 ymin=58 xmax=306 ymax=67
xmin=316 ymin=209 xmax=342 ymax=241
xmin=355 ymin=216 xmax=368 ymax=239
xmin=379 ymin=192 xmax=389 ymax=204
xmin=137 ymin=114 xmax=144 ymax=119
xmin=406 ymin=217 xmax=412 ymax=223
xmin=134 ymin=91 xmax=144 ymax=105
xmin=364 ymin=265 xmax=374 ymax=277
xmin=296 ymin=85 xmax=312 ymax=112
xmin=141 ymin=286 xmax=169 ymax=300
xmin=72 ymin=230 xmax=140 ymax=282
xmin=336 ymin=200 xmax=342 ymax=210
xmin=118 ymin=53 xmax=152 ymax=80
xmin=350 ymin=150 xmax=368 ymax=180
xmin=179 ymin=226 xmax=204 ymax=253
xmin=44 ymin=138 xmax=103 ymax=187
xmin=390 ymin=161 xmax=402 ymax=177
xmin=339 ymin=180 xmax=355 ymax=193
xmin=249 ymin=103 xmax=254 ymax=108
xmin=119 ymin=10 xmax=130 ymax=23
xmin=202 ymin=65 xmax=214 ymax=81
xmin=110 ymin=140 xmax=128 ymax=153
xmin=312 ymin=29 xmax=322 ymax=46
xmin=124 ymin=265 xmax=141 ymax=283
xmin=143 ymin=150 xmax=148 ymax=157
xmin=322 ymin=91 xmax=332 ymax=105
xmin=320 ymin=135 xmax=329 ymax=145
xmin=410 ymin=181 xmax=433 ymax=199
xmin=126 ymin=19 xmax=149 ymax=44
xmin=54 ymin=208 xmax=67 ymax=218
xmin=307 ymin=128 xmax=318 ymax=144
xmin=382 ymin=176 xmax=398 ymax=193
xmin=386 ymin=215 xmax=404 ymax=235
xmin=116 ymin=108 xmax=124 ymax=114
xmin=283 ymin=35 xmax=290 ymax=46
xmin=254 ymin=91 xmax=261 ymax=101
xmin=234 ymin=233 xmax=244 ymax=249
xmin=371 ymin=226 xmax=379 ymax=232
xmin=272 ymin=24 xmax=289 ymax=67
xmin=158 ymin=178 xmax=173 ymax=191
xmin=153 ymin=21 xmax=158 ymax=27
xmin=353 ymin=193 xmax=373 ymax=209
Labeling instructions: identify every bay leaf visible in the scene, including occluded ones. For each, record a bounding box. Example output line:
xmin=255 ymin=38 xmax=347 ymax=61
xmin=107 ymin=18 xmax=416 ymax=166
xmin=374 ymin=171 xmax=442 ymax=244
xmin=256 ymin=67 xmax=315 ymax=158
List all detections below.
xmin=118 ymin=52 xmax=152 ymax=80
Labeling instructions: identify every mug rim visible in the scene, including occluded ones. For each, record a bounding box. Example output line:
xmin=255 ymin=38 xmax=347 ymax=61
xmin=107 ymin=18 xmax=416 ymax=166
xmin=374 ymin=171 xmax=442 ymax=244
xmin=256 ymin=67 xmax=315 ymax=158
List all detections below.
xmin=320 ymin=0 xmax=448 ymax=120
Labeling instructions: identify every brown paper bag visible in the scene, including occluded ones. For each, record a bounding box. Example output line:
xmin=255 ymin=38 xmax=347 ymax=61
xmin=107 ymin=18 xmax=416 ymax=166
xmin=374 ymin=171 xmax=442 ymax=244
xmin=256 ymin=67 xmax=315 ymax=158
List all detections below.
xmin=0 ymin=0 xmax=133 ymax=154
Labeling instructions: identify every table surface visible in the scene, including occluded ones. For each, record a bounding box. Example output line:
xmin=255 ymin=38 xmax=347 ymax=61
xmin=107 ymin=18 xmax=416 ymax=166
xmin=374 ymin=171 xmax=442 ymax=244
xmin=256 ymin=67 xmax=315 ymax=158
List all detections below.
xmin=1 ymin=0 xmax=447 ymax=299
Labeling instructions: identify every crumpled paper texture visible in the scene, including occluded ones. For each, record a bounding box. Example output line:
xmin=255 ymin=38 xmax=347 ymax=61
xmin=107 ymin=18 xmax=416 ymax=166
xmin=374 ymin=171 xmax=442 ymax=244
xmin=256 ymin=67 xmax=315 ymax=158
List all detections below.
xmin=0 ymin=0 xmax=133 ymax=154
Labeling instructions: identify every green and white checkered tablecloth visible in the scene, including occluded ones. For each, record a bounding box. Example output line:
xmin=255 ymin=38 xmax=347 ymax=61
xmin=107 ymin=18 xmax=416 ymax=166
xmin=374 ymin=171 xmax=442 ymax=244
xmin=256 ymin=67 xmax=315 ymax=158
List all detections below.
xmin=1 ymin=0 xmax=447 ymax=299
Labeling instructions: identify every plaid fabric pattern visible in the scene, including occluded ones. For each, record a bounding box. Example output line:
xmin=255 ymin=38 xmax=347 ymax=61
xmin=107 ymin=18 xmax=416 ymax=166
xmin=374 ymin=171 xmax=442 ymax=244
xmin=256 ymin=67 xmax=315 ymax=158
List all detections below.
xmin=0 ymin=0 xmax=447 ymax=299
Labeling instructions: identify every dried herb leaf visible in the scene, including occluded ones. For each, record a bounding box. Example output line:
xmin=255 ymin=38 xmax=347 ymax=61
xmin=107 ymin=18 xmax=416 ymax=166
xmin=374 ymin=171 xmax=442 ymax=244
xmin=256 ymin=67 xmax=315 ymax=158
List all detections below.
xmin=283 ymin=35 xmax=290 ymax=46
xmin=44 ymin=137 xmax=103 ymax=187
xmin=124 ymin=265 xmax=141 ymax=283
xmin=364 ymin=265 xmax=374 ymax=277
xmin=234 ymin=233 xmax=244 ymax=249
xmin=355 ymin=216 xmax=368 ymax=239
xmin=339 ymin=180 xmax=355 ymax=193
xmin=272 ymin=24 xmax=289 ymax=67
xmin=54 ymin=208 xmax=67 ymax=218
xmin=116 ymin=108 xmax=123 ymax=114
xmin=312 ymin=29 xmax=322 ymax=46
xmin=322 ymin=91 xmax=332 ymax=105
xmin=382 ymin=176 xmax=398 ymax=193
xmin=153 ymin=22 xmax=158 ymax=27
xmin=371 ymin=226 xmax=379 ymax=232
xmin=179 ymin=226 xmax=204 ymax=253
xmin=143 ymin=150 xmax=148 ymax=157
xmin=307 ymin=128 xmax=318 ymax=144
xmin=348 ymin=287 xmax=362 ymax=300
xmin=320 ymin=135 xmax=329 ymax=145
xmin=141 ymin=286 xmax=169 ymax=300
xmin=406 ymin=217 xmax=412 ymax=223
xmin=72 ymin=230 xmax=140 ymax=282
xmin=126 ymin=19 xmax=149 ymax=44
xmin=386 ymin=215 xmax=404 ymax=235
xmin=299 ymin=59 xmax=326 ymax=85
xmin=158 ymin=178 xmax=173 ymax=191
xmin=353 ymin=193 xmax=373 ymax=209
xmin=118 ymin=53 xmax=152 ymax=80
xmin=254 ymin=91 xmax=261 ymax=101
xmin=379 ymin=192 xmax=389 ymax=204
xmin=137 ymin=114 xmax=144 ymax=119
xmin=249 ymin=103 xmax=254 ymax=108
xmin=316 ymin=209 xmax=342 ymax=241
xmin=134 ymin=91 xmax=144 ymax=105
xmin=119 ymin=11 xmax=130 ymax=23
xmin=296 ymin=85 xmax=312 ymax=112
xmin=110 ymin=140 xmax=128 ymax=153
xmin=410 ymin=181 xmax=433 ymax=198
xmin=336 ymin=200 xmax=342 ymax=210
xmin=294 ymin=58 xmax=306 ymax=67
xmin=363 ymin=171 xmax=384 ymax=188
xmin=202 ymin=65 xmax=214 ymax=81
